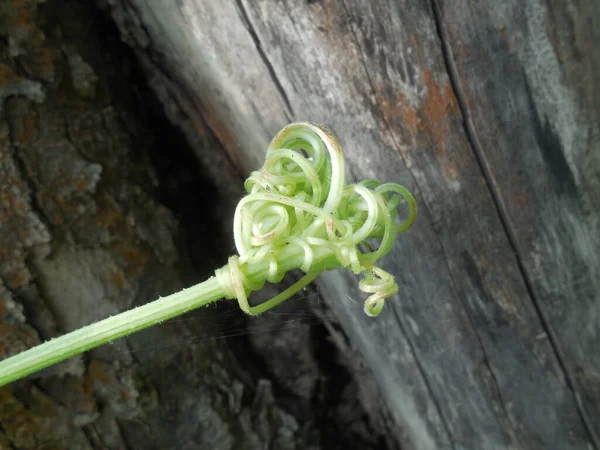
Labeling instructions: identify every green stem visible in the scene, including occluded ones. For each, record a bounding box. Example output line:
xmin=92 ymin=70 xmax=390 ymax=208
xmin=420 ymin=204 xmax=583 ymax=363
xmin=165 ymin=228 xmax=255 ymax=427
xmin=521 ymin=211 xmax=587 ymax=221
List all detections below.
xmin=0 ymin=277 xmax=224 ymax=387
xmin=0 ymin=247 xmax=321 ymax=387
xmin=0 ymin=233 xmax=370 ymax=387
xmin=0 ymin=121 xmax=416 ymax=388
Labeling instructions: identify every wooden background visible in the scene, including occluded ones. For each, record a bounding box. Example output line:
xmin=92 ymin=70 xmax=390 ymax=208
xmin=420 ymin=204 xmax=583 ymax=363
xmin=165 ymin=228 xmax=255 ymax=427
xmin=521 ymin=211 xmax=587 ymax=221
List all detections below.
xmin=1 ymin=0 xmax=598 ymax=449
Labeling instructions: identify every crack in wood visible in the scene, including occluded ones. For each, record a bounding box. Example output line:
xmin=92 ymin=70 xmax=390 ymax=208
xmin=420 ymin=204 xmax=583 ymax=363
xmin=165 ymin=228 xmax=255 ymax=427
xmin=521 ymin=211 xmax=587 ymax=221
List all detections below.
xmin=335 ymin=3 xmax=522 ymax=443
xmin=337 ymin=3 xmax=483 ymax=444
xmin=234 ymin=0 xmax=294 ymax=121
xmin=428 ymin=0 xmax=599 ymax=447
xmin=336 ymin=6 xmax=463 ymax=445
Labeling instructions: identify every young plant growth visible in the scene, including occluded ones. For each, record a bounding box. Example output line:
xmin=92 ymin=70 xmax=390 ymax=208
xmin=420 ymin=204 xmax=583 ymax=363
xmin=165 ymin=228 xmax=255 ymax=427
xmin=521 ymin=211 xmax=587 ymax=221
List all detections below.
xmin=0 ymin=122 xmax=416 ymax=387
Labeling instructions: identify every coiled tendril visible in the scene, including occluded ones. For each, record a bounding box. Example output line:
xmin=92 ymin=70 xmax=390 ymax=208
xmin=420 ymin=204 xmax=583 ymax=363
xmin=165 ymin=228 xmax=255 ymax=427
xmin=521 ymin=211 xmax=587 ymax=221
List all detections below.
xmin=215 ymin=122 xmax=416 ymax=316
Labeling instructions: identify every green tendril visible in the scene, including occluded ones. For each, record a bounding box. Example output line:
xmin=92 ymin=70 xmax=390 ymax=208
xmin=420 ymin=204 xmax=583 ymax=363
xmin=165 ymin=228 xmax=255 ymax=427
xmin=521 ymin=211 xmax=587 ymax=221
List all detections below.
xmin=215 ymin=122 xmax=416 ymax=317
xmin=0 ymin=121 xmax=416 ymax=387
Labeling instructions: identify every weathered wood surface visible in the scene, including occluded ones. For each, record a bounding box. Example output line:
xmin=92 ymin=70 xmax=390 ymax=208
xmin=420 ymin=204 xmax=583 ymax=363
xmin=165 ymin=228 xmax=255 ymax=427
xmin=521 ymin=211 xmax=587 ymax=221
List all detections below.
xmin=0 ymin=1 xmax=400 ymax=449
xmin=106 ymin=0 xmax=600 ymax=449
xmin=436 ymin=0 xmax=600 ymax=440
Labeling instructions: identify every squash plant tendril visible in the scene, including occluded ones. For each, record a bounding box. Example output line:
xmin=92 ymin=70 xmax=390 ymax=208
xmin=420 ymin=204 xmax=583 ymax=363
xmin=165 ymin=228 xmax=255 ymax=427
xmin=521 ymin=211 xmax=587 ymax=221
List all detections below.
xmin=0 ymin=122 xmax=416 ymax=387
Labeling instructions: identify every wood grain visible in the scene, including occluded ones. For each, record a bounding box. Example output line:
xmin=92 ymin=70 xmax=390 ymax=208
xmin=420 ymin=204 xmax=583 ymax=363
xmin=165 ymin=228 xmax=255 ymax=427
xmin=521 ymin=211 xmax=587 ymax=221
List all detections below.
xmin=434 ymin=0 xmax=600 ymax=443
xmin=107 ymin=0 xmax=600 ymax=448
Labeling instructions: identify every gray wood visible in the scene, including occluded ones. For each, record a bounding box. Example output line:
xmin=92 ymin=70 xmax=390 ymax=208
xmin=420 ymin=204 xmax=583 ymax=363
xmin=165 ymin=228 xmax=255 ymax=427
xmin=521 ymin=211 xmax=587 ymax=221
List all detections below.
xmin=434 ymin=0 xmax=600 ymax=442
xmin=104 ymin=0 xmax=600 ymax=448
xmin=108 ymin=0 xmax=599 ymax=449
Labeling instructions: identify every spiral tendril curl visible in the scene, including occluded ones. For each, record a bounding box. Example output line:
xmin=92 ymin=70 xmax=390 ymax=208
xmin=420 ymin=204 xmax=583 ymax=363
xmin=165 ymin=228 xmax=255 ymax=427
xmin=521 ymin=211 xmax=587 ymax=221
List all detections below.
xmin=215 ymin=122 xmax=417 ymax=316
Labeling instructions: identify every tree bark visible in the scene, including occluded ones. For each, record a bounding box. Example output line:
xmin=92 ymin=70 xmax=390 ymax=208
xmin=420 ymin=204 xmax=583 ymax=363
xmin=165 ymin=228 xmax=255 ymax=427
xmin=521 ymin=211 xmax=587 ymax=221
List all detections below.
xmin=1 ymin=0 xmax=599 ymax=449
xmin=0 ymin=1 xmax=394 ymax=449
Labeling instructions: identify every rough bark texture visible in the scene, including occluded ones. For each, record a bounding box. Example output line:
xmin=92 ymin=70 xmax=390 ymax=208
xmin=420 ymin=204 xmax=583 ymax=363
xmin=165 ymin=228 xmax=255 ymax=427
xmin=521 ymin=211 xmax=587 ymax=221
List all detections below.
xmin=0 ymin=1 xmax=394 ymax=449
xmin=1 ymin=0 xmax=599 ymax=449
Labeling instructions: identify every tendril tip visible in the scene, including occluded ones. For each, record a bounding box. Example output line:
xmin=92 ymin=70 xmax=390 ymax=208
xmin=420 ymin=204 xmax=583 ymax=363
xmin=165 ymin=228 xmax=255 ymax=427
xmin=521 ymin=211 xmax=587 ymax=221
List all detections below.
xmin=216 ymin=122 xmax=416 ymax=316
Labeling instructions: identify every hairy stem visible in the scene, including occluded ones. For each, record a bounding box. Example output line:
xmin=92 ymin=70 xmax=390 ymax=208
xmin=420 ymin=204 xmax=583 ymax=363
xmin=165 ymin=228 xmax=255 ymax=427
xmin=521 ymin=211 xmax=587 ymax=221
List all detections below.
xmin=0 ymin=121 xmax=416 ymax=386
xmin=0 ymin=247 xmax=322 ymax=387
xmin=0 ymin=277 xmax=224 ymax=387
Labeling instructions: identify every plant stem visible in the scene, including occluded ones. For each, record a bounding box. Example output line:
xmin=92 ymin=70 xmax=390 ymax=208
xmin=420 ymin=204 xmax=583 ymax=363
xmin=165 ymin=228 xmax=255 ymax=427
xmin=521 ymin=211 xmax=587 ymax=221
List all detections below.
xmin=0 ymin=122 xmax=416 ymax=387
xmin=0 ymin=246 xmax=324 ymax=388
xmin=0 ymin=277 xmax=224 ymax=387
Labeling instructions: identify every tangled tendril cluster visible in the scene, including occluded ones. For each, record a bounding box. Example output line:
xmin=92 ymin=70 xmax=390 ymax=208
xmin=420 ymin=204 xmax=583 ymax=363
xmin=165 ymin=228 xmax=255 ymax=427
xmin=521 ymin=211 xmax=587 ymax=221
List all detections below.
xmin=215 ymin=122 xmax=416 ymax=316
